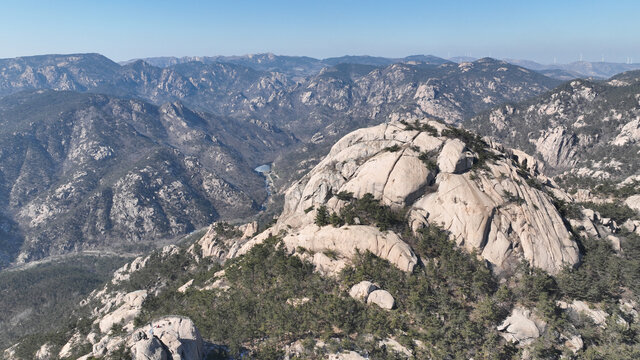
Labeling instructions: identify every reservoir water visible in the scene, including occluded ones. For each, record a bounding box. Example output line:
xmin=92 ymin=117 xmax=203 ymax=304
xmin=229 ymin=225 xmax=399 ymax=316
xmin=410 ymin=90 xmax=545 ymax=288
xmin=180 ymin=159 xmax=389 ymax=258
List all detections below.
xmin=254 ymin=164 xmax=271 ymax=173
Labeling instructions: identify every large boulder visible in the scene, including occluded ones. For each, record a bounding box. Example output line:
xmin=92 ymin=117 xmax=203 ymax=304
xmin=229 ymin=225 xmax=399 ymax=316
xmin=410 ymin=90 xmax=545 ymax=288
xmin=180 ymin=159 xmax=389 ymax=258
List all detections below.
xmin=131 ymin=335 xmax=168 ymax=360
xmin=564 ymin=335 xmax=584 ymax=354
xmin=497 ymin=307 xmax=546 ymax=345
xmin=349 ymin=281 xmax=378 ymax=301
xmin=283 ymin=225 xmax=417 ymax=273
xmin=367 ymin=290 xmax=395 ymax=310
xmin=622 ymin=219 xmax=640 ymax=236
xmin=437 ymin=138 xmax=475 ymax=173
xmin=626 ymin=195 xmax=640 ymax=214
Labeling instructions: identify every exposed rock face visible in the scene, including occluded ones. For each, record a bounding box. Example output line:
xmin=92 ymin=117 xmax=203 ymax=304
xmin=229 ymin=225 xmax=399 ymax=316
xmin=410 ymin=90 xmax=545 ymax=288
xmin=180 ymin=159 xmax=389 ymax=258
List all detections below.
xmin=177 ymin=279 xmax=194 ymax=293
xmin=98 ymin=290 xmax=147 ymax=333
xmin=349 ymin=281 xmax=378 ymax=301
xmin=138 ymin=317 xmax=204 ymax=360
xmin=131 ymin=336 xmax=168 ymax=360
xmin=58 ymin=332 xmax=84 ymax=358
xmin=613 ymin=118 xmax=640 ymax=146
xmin=273 ymin=120 xmax=579 ymax=275
xmin=411 ymin=163 xmax=579 ymax=275
xmin=466 ymin=79 xmax=640 ymax=180
xmin=533 ymin=126 xmax=578 ymax=168
xmin=282 ymin=225 xmax=417 ymax=273
xmin=626 ymin=195 xmax=640 ymax=214
xmin=367 ymin=290 xmax=395 ymax=310
xmin=498 ymin=306 xmax=547 ymax=345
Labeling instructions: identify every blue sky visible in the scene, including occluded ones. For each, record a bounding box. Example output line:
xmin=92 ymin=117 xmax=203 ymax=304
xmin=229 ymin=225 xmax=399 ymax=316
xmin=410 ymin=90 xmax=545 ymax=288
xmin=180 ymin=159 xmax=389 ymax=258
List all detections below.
xmin=0 ymin=0 xmax=638 ymax=64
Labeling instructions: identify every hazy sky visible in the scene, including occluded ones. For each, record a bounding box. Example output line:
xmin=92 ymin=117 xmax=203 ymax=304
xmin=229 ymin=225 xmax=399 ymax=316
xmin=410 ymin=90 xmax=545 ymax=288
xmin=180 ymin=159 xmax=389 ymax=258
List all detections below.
xmin=1 ymin=0 xmax=638 ymax=64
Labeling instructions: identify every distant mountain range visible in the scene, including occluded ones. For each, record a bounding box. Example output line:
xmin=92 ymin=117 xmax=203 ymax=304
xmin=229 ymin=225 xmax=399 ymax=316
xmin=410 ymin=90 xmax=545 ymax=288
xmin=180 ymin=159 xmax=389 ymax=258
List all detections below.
xmin=122 ymin=53 xmax=640 ymax=80
xmin=119 ymin=53 xmax=452 ymax=80
xmin=505 ymin=58 xmax=640 ymax=79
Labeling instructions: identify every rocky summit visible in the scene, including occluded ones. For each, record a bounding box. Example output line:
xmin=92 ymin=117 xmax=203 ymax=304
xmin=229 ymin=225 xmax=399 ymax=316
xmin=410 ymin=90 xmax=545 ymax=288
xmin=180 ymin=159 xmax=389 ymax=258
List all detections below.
xmin=268 ymin=120 xmax=579 ymax=275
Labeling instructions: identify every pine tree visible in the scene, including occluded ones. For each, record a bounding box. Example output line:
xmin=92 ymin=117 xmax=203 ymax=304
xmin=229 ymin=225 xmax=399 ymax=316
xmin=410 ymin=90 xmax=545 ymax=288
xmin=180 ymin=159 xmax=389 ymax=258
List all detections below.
xmin=314 ymin=205 xmax=329 ymax=226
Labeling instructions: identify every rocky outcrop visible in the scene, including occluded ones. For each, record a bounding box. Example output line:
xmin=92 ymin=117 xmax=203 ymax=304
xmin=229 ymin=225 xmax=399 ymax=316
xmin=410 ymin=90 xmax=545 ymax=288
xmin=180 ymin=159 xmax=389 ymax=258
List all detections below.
xmin=34 ymin=343 xmax=54 ymax=360
xmin=349 ymin=281 xmax=378 ymax=301
xmin=270 ymin=120 xmax=579 ymax=275
xmin=136 ymin=317 xmax=204 ymax=360
xmin=282 ymin=225 xmax=417 ymax=273
xmin=90 ymin=316 xmax=204 ymax=360
xmin=557 ymin=300 xmax=609 ymax=327
xmin=328 ymin=351 xmax=368 ymax=360
xmin=98 ymin=290 xmax=147 ymax=333
xmin=497 ymin=306 xmax=547 ymax=345
xmin=533 ymin=126 xmax=579 ymax=168
xmin=112 ymin=256 xmax=149 ymax=284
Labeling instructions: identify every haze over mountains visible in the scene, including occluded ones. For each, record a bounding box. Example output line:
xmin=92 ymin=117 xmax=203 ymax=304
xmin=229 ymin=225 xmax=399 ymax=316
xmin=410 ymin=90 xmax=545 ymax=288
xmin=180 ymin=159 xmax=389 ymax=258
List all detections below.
xmin=124 ymin=53 xmax=640 ymax=80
